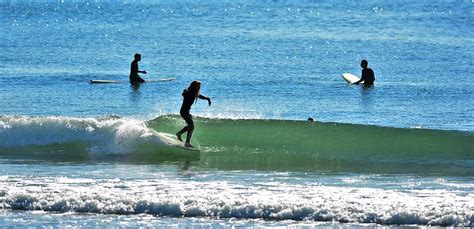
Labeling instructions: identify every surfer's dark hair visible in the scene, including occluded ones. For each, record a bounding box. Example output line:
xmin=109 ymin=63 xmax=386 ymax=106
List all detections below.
xmin=361 ymin=59 xmax=368 ymax=66
xmin=188 ymin=80 xmax=201 ymax=98
xmin=134 ymin=53 xmax=141 ymax=59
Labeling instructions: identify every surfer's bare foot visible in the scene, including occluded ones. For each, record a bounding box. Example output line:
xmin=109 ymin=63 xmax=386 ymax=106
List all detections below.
xmin=176 ymin=133 xmax=182 ymax=142
xmin=185 ymin=142 xmax=194 ymax=148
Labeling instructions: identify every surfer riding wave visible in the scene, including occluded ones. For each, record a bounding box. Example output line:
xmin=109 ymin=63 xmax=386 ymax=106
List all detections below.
xmin=176 ymin=81 xmax=211 ymax=148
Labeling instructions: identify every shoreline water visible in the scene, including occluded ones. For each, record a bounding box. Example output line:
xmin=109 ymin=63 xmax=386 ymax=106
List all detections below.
xmin=1 ymin=163 xmax=473 ymax=227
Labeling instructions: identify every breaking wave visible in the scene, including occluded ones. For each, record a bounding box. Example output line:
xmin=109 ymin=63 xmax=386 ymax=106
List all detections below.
xmin=1 ymin=115 xmax=473 ymax=174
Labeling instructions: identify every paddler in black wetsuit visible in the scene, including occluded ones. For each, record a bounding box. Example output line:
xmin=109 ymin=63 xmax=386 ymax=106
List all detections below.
xmin=129 ymin=53 xmax=147 ymax=83
xmin=176 ymin=80 xmax=211 ymax=148
xmin=354 ymin=59 xmax=375 ymax=87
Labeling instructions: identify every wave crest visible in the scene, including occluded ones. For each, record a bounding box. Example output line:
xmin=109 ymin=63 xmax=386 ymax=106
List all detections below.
xmin=0 ymin=115 xmax=166 ymax=155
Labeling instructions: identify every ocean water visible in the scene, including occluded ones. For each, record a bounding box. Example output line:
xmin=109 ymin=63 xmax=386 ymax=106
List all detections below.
xmin=1 ymin=0 xmax=473 ymax=227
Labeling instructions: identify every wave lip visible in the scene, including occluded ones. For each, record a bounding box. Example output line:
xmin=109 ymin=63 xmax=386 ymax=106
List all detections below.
xmin=0 ymin=115 xmax=190 ymax=156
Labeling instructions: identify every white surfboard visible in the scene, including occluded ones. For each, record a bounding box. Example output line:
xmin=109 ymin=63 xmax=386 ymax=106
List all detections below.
xmin=342 ymin=73 xmax=360 ymax=84
xmin=156 ymin=132 xmax=200 ymax=152
xmin=90 ymin=78 xmax=176 ymax=84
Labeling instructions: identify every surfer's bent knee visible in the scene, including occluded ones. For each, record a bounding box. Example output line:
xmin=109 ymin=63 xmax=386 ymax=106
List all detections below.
xmin=180 ymin=112 xmax=194 ymax=131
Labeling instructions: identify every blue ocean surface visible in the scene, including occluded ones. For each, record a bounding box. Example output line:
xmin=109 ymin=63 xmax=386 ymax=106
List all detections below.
xmin=0 ymin=0 xmax=473 ymax=227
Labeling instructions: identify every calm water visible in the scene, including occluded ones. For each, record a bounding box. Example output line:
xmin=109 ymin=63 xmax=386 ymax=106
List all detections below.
xmin=0 ymin=0 xmax=473 ymax=227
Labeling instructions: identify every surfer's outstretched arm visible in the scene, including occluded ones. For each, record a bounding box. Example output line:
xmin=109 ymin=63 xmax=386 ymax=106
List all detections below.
xmin=199 ymin=95 xmax=211 ymax=106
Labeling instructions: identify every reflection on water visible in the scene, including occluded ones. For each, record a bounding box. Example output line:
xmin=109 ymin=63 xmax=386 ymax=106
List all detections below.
xmin=360 ymin=86 xmax=375 ymax=110
xmin=129 ymin=82 xmax=142 ymax=102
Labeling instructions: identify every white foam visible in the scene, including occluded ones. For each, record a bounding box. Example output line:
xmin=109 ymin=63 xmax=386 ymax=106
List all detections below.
xmin=0 ymin=176 xmax=472 ymax=226
xmin=0 ymin=115 xmax=162 ymax=154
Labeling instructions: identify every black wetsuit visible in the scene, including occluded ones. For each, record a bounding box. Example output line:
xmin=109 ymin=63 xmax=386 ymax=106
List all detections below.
xmin=180 ymin=89 xmax=207 ymax=131
xmin=129 ymin=60 xmax=145 ymax=83
xmin=361 ymin=68 xmax=375 ymax=86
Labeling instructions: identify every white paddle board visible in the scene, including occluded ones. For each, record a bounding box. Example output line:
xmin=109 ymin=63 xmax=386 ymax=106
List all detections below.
xmin=156 ymin=132 xmax=200 ymax=152
xmin=342 ymin=73 xmax=360 ymax=84
xmin=90 ymin=78 xmax=176 ymax=84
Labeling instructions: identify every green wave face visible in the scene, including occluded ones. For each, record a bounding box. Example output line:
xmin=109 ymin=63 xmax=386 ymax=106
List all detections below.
xmin=148 ymin=115 xmax=474 ymax=174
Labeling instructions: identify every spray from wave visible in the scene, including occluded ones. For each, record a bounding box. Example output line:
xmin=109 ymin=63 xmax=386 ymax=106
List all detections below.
xmin=0 ymin=115 xmax=199 ymax=162
xmin=0 ymin=115 xmax=155 ymax=153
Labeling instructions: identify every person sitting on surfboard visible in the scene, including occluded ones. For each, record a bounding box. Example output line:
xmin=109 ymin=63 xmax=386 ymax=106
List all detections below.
xmin=176 ymin=80 xmax=211 ymax=148
xmin=129 ymin=53 xmax=147 ymax=83
xmin=354 ymin=59 xmax=375 ymax=86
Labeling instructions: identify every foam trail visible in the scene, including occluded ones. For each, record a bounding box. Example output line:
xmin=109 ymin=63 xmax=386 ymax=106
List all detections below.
xmin=0 ymin=175 xmax=472 ymax=226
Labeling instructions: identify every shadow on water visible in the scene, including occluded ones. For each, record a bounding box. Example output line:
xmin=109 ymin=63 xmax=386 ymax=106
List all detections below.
xmin=0 ymin=156 xmax=197 ymax=174
xmin=0 ymin=143 xmax=200 ymax=166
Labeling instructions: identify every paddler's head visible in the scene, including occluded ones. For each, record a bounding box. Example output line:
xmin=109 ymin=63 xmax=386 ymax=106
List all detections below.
xmin=134 ymin=53 xmax=141 ymax=61
xmin=360 ymin=59 xmax=368 ymax=69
